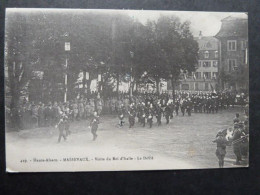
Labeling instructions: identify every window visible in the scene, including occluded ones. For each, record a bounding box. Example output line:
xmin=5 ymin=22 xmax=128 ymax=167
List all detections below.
xmin=181 ymin=84 xmax=189 ymax=90
xmin=227 ymin=40 xmax=237 ymax=51
xmin=215 ymin=51 xmax=218 ymax=58
xmin=212 ymin=72 xmax=218 ymax=79
xmin=228 ymin=59 xmax=236 ymax=72
xmin=195 ymin=72 xmax=201 ymax=79
xmin=241 ymin=40 xmax=248 ymax=50
xmin=213 ymin=61 xmax=218 ymax=67
xmin=205 ymin=83 xmax=209 ymax=91
xmin=203 ymin=72 xmax=211 ymax=79
xmin=195 ymin=82 xmax=199 ymax=90
xmin=203 ymin=61 xmax=211 ymax=67
xmin=198 ymin=61 xmax=202 ymax=67
xmin=204 ymin=51 xmax=209 ymax=58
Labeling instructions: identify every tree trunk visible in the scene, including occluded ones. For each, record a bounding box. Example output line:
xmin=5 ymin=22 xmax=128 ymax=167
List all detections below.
xmin=171 ymin=78 xmax=176 ymax=103
xmin=156 ymin=78 xmax=160 ymax=95
xmin=82 ymin=70 xmax=86 ymax=97
xmin=116 ymin=72 xmax=119 ymax=100
xmin=136 ymin=81 xmax=139 ymax=93
xmin=9 ymin=77 xmax=20 ymax=130
xmin=86 ymin=79 xmax=92 ymax=98
xmin=132 ymin=78 xmax=135 ymax=94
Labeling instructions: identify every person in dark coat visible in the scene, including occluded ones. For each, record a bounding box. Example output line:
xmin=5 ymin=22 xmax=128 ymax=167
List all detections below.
xmin=165 ymin=103 xmax=171 ymax=124
xmin=213 ymin=130 xmax=228 ymax=168
xmin=186 ymin=98 xmax=192 ymax=116
xmin=56 ymin=113 xmax=67 ymax=143
xmin=89 ymin=111 xmax=99 ymax=141
xmin=155 ymin=104 xmax=163 ymax=126
xmin=147 ymin=109 xmax=153 ymax=128
xmin=128 ymin=103 xmax=136 ymax=128
xmin=118 ymin=104 xmax=125 ymax=127
xmin=229 ymin=123 xmax=242 ymax=165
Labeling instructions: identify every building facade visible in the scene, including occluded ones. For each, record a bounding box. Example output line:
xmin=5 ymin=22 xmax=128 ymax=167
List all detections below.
xmin=215 ymin=15 xmax=248 ymax=91
xmin=175 ymin=33 xmax=219 ymax=91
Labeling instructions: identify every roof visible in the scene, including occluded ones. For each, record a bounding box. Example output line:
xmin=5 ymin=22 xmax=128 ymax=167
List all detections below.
xmin=215 ymin=16 xmax=248 ymax=38
xmin=194 ymin=36 xmax=218 ymax=50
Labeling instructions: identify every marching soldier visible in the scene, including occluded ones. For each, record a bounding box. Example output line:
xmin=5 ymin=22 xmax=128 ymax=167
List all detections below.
xmin=118 ymin=104 xmax=125 ymax=127
xmin=165 ymin=103 xmax=171 ymax=124
xmin=140 ymin=105 xmax=146 ymax=127
xmin=89 ymin=111 xmax=99 ymax=141
xmin=229 ymin=123 xmax=242 ymax=165
xmin=63 ymin=109 xmax=71 ymax=136
xmin=56 ymin=113 xmax=67 ymax=143
xmin=180 ymin=99 xmax=186 ymax=116
xmin=155 ymin=103 xmax=163 ymax=126
xmin=213 ymin=130 xmax=228 ymax=168
xmin=147 ymin=107 xmax=154 ymax=128
xmin=128 ymin=103 xmax=136 ymax=128
xmin=186 ymin=98 xmax=192 ymax=116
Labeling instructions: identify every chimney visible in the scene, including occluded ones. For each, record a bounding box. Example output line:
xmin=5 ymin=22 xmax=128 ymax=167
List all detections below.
xmin=199 ymin=31 xmax=202 ymax=39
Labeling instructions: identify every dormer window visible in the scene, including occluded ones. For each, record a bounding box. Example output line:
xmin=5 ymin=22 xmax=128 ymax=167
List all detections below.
xmin=204 ymin=51 xmax=209 ymax=58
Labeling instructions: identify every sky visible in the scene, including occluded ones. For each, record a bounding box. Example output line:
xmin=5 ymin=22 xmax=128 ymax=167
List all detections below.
xmin=7 ymin=8 xmax=247 ymax=37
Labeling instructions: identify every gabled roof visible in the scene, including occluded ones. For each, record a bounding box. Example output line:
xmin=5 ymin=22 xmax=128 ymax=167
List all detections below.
xmin=194 ymin=36 xmax=218 ymax=50
xmin=215 ymin=16 xmax=248 ymax=38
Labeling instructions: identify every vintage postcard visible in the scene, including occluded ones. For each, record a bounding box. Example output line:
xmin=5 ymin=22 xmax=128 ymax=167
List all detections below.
xmin=4 ymin=8 xmax=249 ymax=172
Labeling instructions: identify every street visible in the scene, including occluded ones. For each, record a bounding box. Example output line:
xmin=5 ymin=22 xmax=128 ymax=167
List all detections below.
xmin=6 ymin=107 xmax=248 ymax=172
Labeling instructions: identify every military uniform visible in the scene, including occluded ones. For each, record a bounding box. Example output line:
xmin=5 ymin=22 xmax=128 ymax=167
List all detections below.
xmin=147 ymin=109 xmax=153 ymax=128
xmin=213 ymin=131 xmax=228 ymax=168
xmin=165 ymin=104 xmax=171 ymax=124
xmin=90 ymin=114 xmax=99 ymax=141
xmin=57 ymin=115 xmax=67 ymax=143
xmin=118 ymin=106 xmax=125 ymax=127
xmin=155 ymin=104 xmax=163 ymax=126
xmin=128 ymin=105 xmax=136 ymax=128
xmin=229 ymin=124 xmax=242 ymax=165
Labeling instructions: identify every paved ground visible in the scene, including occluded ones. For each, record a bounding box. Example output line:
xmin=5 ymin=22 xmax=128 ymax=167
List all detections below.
xmin=6 ymin=107 xmax=248 ymax=172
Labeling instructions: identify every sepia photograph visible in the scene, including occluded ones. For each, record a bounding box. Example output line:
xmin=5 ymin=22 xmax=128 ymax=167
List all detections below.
xmin=4 ymin=8 xmax=249 ymax=172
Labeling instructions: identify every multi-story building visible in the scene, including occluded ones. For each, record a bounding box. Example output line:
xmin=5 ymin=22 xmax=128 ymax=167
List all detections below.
xmin=174 ymin=32 xmax=219 ymax=91
xmin=215 ymin=15 xmax=248 ymax=91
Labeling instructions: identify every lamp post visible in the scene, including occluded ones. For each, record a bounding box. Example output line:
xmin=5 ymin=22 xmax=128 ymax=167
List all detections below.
xmin=130 ymin=51 xmax=134 ymax=97
xmin=64 ymin=35 xmax=70 ymax=102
